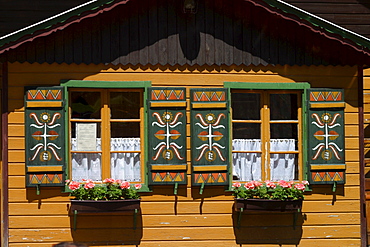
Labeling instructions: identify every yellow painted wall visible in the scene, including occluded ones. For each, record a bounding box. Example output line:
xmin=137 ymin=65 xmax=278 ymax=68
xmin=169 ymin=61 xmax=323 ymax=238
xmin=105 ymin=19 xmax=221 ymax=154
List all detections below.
xmin=6 ymin=62 xmax=361 ymax=246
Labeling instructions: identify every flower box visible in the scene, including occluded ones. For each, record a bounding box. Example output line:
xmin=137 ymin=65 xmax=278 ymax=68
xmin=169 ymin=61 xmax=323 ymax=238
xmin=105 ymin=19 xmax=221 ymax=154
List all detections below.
xmin=70 ymin=199 xmax=141 ymax=231
xmin=70 ymin=199 xmax=141 ymax=213
xmin=234 ymin=198 xmax=303 ymax=212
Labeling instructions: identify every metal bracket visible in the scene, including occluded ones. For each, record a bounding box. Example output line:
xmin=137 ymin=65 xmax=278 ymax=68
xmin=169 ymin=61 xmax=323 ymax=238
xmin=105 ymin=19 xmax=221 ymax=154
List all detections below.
xmin=199 ymin=183 xmax=205 ymax=194
xmin=73 ymin=210 xmax=78 ymax=231
xmin=133 ymin=209 xmax=138 ymax=230
xmin=237 ymin=208 xmax=243 ymax=228
xmin=174 ymin=183 xmax=178 ymax=195
xmin=36 ymin=184 xmax=40 ymax=195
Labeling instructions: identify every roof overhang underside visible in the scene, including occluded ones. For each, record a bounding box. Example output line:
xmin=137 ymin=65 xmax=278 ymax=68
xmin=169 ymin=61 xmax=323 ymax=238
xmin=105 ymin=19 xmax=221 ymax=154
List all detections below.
xmin=0 ymin=0 xmax=369 ymax=66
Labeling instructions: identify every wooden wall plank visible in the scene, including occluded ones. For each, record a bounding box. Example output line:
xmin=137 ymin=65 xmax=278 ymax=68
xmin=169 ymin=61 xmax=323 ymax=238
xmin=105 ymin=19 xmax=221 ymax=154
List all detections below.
xmin=167 ymin=0 xmax=178 ymax=66
xmin=147 ymin=0 xmax=159 ymax=66
xmin=8 ymin=225 xmax=361 ymax=243
xmin=8 ymin=164 xmax=25 ymax=176
xmin=138 ymin=4 xmax=149 ymax=66
xmin=8 ymin=137 xmax=24 ymax=149
xmin=158 ymin=0 xmax=168 ymax=65
xmin=9 ymin=212 xmax=361 ymax=229
xmin=8 ymin=112 xmax=24 ymax=124
xmin=8 ymin=200 xmax=361 ymax=216
xmin=8 ymin=151 xmax=25 ymax=163
xmin=7 ymin=239 xmax=362 ymax=247
xmin=345 ymin=137 xmax=359 ymax=149
xmin=7 ymin=184 xmax=361 ymax=203
xmin=8 ymin=125 xmax=25 ymax=137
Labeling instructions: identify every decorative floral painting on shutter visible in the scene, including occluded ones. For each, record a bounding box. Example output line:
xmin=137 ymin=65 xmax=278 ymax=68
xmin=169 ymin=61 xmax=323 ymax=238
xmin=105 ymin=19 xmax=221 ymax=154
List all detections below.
xmin=190 ymin=88 xmax=229 ymax=186
xmin=307 ymin=88 xmax=345 ymax=185
xmin=25 ymin=86 xmax=65 ymax=187
xmin=148 ymin=87 xmax=187 ymax=185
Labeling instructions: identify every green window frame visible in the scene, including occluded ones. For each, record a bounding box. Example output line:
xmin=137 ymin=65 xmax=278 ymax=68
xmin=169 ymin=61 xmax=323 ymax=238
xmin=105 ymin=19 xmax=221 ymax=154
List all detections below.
xmin=224 ymin=82 xmax=311 ymax=183
xmin=61 ymin=80 xmax=151 ymax=191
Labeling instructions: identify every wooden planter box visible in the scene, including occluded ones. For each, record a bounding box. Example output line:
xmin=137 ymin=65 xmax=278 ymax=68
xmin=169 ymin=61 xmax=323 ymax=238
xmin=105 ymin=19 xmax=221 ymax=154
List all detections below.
xmin=234 ymin=198 xmax=303 ymax=212
xmin=70 ymin=199 xmax=141 ymax=213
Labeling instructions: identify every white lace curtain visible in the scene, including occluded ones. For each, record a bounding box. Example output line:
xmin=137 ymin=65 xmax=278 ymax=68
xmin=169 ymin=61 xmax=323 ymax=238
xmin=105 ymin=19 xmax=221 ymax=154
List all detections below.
xmin=71 ymin=138 xmax=141 ymax=182
xmin=232 ymin=139 xmax=296 ymax=181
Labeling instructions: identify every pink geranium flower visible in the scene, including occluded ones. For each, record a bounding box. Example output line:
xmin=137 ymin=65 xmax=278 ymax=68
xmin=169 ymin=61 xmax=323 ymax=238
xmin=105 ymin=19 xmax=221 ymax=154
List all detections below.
xmin=134 ymin=184 xmax=142 ymax=190
xmin=265 ymin=180 xmax=276 ymax=189
xmin=253 ymin=181 xmax=263 ymax=187
xmin=68 ymin=181 xmax=80 ymax=191
xmin=294 ymin=183 xmax=306 ymax=191
xmin=244 ymin=181 xmax=256 ymax=190
xmin=302 ymin=180 xmax=309 ymax=185
xmin=103 ymin=178 xmax=115 ymax=184
xmin=232 ymin=182 xmax=241 ymax=188
xmin=120 ymin=181 xmax=131 ymax=189
xmin=84 ymin=182 xmax=95 ymax=189
xmin=278 ymin=180 xmax=292 ymax=188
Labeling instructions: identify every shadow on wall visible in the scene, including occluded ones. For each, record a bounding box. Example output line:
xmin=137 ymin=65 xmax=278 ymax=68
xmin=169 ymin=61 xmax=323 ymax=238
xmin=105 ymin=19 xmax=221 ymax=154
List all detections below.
xmin=232 ymin=209 xmax=304 ymax=245
xmin=69 ymin=212 xmax=143 ymax=246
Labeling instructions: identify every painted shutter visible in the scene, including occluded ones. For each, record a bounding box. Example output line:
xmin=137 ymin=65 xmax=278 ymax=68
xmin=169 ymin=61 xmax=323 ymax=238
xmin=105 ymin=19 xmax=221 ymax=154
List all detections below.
xmin=148 ymin=87 xmax=187 ymax=185
xmin=307 ymin=89 xmax=345 ymax=185
xmin=25 ymin=86 xmax=66 ymax=187
xmin=190 ymin=88 xmax=229 ymax=186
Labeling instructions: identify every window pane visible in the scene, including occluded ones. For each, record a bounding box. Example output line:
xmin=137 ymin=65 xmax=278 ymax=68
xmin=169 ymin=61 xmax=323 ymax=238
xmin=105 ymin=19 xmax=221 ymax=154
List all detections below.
xmin=270 ymin=153 xmax=298 ymax=181
xmin=71 ymin=122 xmax=101 ymax=151
xmin=232 ymin=152 xmax=262 ymax=181
xmin=232 ymin=93 xmax=260 ymax=120
xmin=233 ymin=123 xmax=260 ymax=139
xmin=270 ymin=94 xmax=298 ymax=120
xmin=270 ymin=123 xmax=297 ymax=140
xmin=111 ymin=152 xmax=141 ymax=182
xmin=232 ymin=138 xmax=262 ymax=181
xmin=71 ymin=153 xmax=102 ymax=181
xmin=110 ymin=92 xmax=140 ymax=119
xmin=71 ymin=92 xmax=101 ymax=119
xmin=111 ymin=122 xmax=140 ymax=138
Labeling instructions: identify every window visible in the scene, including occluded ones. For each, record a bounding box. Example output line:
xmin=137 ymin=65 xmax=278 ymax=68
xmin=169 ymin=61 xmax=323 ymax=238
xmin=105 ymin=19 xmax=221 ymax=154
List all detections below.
xmin=69 ymin=88 xmax=144 ymax=182
xmin=231 ymin=90 xmax=302 ymax=182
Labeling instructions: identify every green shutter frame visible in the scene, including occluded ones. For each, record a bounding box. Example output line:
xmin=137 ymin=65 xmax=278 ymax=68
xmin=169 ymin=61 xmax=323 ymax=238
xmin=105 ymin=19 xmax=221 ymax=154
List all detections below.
xmin=307 ymin=88 xmax=346 ymax=185
xmin=148 ymin=87 xmax=187 ymax=185
xmin=190 ymin=88 xmax=229 ymax=186
xmin=25 ymin=86 xmax=66 ymax=187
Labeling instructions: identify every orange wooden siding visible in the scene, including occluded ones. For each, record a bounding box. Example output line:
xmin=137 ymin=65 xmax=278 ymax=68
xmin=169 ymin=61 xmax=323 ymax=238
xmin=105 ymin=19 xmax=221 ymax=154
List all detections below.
xmin=6 ymin=62 xmax=361 ymax=246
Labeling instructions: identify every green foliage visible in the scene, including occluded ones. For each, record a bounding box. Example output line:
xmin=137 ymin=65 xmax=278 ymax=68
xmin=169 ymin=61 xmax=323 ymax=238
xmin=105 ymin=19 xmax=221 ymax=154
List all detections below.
xmin=122 ymin=188 xmax=140 ymax=199
xmin=67 ymin=179 xmax=141 ymax=201
xmin=232 ymin=180 xmax=307 ymax=201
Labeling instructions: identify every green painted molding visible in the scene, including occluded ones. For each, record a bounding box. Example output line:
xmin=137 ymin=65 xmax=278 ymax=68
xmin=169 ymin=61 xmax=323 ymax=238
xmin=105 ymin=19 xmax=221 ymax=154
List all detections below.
xmin=61 ymin=80 xmax=151 ymax=88
xmin=224 ymin=82 xmax=311 ymax=90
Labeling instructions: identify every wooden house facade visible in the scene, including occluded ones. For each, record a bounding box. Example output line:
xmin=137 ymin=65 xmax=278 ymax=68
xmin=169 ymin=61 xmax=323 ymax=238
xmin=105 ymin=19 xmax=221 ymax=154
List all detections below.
xmin=1 ymin=0 xmax=370 ymax=246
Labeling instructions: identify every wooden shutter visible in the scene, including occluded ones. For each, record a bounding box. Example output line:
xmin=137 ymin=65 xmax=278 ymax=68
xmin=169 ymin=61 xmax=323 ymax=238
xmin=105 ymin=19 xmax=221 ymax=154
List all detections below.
xmin=307 ymin=89 xmax=345 ymax=185
xmin=148 ymin=87 xmax=187 ymax=185
xmin=190 ymin=88 xmax=229 ymax=186
xmin=25 ymin=86 xmax=66 ymax=187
